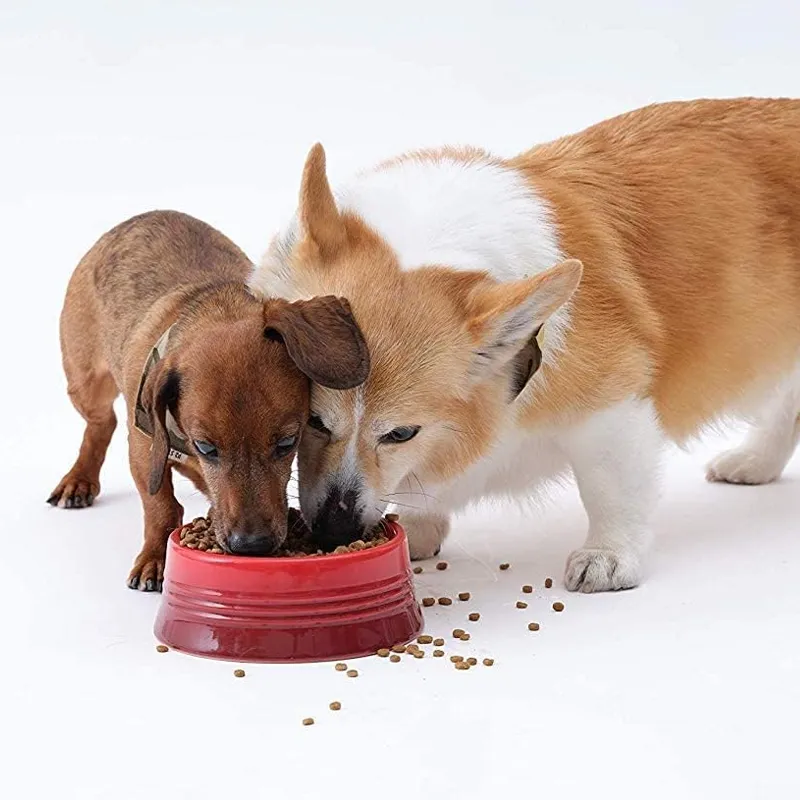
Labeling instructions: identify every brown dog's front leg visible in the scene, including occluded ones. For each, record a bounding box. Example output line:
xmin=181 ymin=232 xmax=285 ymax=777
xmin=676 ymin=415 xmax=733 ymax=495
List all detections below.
xmin=126 ymin=428 xmax=183 ymax=592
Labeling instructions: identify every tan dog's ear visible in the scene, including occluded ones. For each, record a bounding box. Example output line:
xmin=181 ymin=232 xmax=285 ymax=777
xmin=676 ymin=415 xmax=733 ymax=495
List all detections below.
xmin=299 ymin=143 xmax=346 ymax=258
xmin=263 ymin=296 xmax=370 ymax=389
xmin=466 ymin=259 xmax=583 ymax=375
xmin=141 ymin=362 xmax=181 ymax=495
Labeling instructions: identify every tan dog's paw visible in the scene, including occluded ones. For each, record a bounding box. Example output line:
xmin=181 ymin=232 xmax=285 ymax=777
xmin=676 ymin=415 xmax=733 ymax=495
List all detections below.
xmin=401 ymin=513 xmax=451 ymax=561
xmin=47 ymin=473 xmax=99 ymax=509
xmin=705 ymin=447 xmax=783 ymax=485
xmin=127 ymin=547 xmax=166 ymax=592
xmin=564 ymin=547 xmax=640 ymax=593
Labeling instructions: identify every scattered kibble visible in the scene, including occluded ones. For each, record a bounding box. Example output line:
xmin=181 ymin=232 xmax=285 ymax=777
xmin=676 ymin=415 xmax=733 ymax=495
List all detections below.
xmin=413 ymin=651 xmax=424 ymax=659
xmin=516 ymin=601 xmax=528 ymax=609
xmin=390 ymin=655 xmax=401 ymax=663
xmin=467 ymin=657 xmax=478 ymax=666
xmin=329 ymin=702 xmax=342 ymax=711
xmin=155 ymin=645 xmax=169 ymax=653
xmin=459 ymin=632 xmax=471 ymax=642
xmin=483 ymin=658 xmax=495 ymax=667
xmin=528 ymin=622 xmax=540 ymax=631
xmin=522 ymin=585 xmax=533 ymax=593
xmin=436 ymin=561 xmax=448 ymax=571
xmin=433 ymin=638 xmax=445 ymax=647
xmin=452 ymin=628 xmax=465 ymax=638
xmin=468 ymin=612 xmax=480 ymax=622
xmin=553 ymin=601 xmax=565 ymax=612
xmin=417 ymin=635 xmax=433 ymax=645
xmin=438 ymin=597 xmax=453 ymax=606
xmin=233 ymin=669 xmax=245 ymax=678
xmin=458 ymin=592 xmax=471 ymax=601
xmin=422 ymin=597 xmax=436 ymax=607
xmin=413 ymin=567 xmax=423 ymax=574
xmin=335 ymin=663 xmax=348 ymax=671
xmin=455 ymin=661 xmax=470 ymax=670
xmin=499 ymin=563 xmax=510 ymax=571
xmin=433 ymin=649 xmax=444 ymax=657
xmin=392 ymin=644 xmax=406 ymax=653
xmin=450 ymin=655 xmax=464 ymax=663
xmin=346 ymin=669 xmax=359 ymax=678
xmin=385 ymin=513 xmax=400 ymax=522
xmin=545 ymin=577 xmax=553 ymax=589
xmin=377 ymin=648 xmax=390 ymax=658
xmin=302 ymin=718 xmax=315 ymax=726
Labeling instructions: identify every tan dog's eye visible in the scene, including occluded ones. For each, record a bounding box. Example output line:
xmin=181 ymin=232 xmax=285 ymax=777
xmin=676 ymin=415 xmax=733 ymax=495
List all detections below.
xmin=275 ymin=434 xmax=298 ymax=458
xmin=193 ymin=440 xmax=219 ymax=460
xmin=380 ymin=426 xmax=420 ymax=444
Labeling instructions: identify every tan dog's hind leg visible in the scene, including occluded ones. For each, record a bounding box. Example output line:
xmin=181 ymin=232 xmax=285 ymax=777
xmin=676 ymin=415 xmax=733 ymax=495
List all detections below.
xmin=707 ymin=368 xmax=800 ymax=486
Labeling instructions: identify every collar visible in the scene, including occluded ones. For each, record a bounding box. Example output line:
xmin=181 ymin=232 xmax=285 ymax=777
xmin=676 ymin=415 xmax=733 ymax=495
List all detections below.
xmin=134 ymin=325 xmax=194 ymax=463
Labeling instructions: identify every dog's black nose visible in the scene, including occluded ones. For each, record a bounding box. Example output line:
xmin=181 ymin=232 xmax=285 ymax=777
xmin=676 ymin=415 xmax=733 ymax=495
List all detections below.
xmin=226 ymin=530 xmax=276 ymax=556
xmin=312 ymin=486 xmax=364 ymax=546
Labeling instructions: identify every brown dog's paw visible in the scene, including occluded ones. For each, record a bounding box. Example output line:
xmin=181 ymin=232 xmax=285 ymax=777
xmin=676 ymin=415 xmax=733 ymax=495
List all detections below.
xmin=47 ymin=474 xmax=99 ymax=509
xmin=127 ymin=549 xmax=166 ymax=592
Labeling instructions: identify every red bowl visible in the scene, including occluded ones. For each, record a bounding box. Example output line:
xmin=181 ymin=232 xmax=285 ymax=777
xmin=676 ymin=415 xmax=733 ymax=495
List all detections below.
xmin=153 ymin=520 xmax=422 ymax=663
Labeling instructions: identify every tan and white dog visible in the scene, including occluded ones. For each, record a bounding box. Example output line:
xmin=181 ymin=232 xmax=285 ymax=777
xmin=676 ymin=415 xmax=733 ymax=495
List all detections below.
xmin=250 ymin=98 xmax=800 ymax=592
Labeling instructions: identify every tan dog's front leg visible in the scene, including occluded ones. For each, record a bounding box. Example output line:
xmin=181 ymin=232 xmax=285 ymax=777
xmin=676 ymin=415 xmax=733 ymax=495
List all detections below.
xmin=401 ymin=512 xmax=451 ymax=561
xmin=126 ymin=428 xmax=183 ymax=592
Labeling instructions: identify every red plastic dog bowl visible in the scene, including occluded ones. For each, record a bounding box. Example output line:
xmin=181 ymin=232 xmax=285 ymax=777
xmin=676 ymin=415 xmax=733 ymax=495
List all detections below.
xmin=153 ymin=519 xmax=422 ymax=663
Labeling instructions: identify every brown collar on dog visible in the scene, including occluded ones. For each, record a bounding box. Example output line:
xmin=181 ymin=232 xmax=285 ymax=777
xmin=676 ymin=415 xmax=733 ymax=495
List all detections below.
xmin=134 ymin=326 xmax=193 ymax=463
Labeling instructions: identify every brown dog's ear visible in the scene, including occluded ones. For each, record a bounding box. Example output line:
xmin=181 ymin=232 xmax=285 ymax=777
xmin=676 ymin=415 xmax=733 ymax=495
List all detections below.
xmin=298 ymin=143 xmax=346 ymax=258
xmin=142 ymin=362 xmax=181 ymax=495
xmin=263 ymin=296 xmax=370 ymax=390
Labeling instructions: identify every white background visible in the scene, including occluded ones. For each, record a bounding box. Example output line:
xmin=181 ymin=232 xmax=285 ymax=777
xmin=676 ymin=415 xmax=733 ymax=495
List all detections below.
xmin=2 ymin=2 xmax=799 ymax=798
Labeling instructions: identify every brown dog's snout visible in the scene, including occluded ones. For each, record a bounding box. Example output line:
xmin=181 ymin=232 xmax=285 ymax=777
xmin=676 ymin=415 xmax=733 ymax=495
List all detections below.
xmin=223 ymin=513 xmax=285 ymax=555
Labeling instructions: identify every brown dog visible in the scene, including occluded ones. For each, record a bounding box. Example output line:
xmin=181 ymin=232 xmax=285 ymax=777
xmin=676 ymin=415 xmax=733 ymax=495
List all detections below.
xmin=48 ymin=210 xmax=369 ymax=590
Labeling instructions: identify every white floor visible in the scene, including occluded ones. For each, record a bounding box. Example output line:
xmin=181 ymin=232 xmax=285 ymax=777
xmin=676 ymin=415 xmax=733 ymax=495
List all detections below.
xmin=3 ymin=2 xmax=800 ymax=799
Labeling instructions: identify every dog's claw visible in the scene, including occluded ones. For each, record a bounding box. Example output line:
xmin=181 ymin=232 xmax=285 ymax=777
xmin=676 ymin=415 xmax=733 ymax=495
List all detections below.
xmin=156 ymin=580 xmax=164 ymax=593
xmin=86 ymin=494 xmax=95 ymax=507
xmin=46 ymin=494 xmax=59 ymax=505
xmin=145 ymin=578 xmax=155 ymax=592
xmin=128 ymin=575 xmax=140 ymax=590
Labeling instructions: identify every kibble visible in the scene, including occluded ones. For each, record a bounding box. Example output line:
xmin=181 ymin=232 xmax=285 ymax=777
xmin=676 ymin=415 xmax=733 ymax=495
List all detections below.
xmin=155 ymin=645 xmax=169 ymax=653
xmin=433 ymin=638 xmax=445 ymax=647
xmin=452 ymin=628 xmax=465 ymax=639
xmin=413 ymin=567 xmax=423 ymax=574
xmin=468 ymin=612 xmax=480 ymax=622
xmin=335 ymin=663 xmax=348 ymax=671
xmin=391 ymin=644 xmax=406 ymax=654
xmin=329 ymin=702 xmax=342 ymax=711
xmin=528 ymin=622 xmax=540 ymax=631
xmin=455 ymin=661 xmax=470 ymax=670
xmin=346 ymin=669 xmax=359 ymax=678
xmin=385 ymin=513 xmax=400 ymax=522
xmin=417 ymin=635 xmax=433 ymax=644
xmin=377 ymin=648 xmax=390 ymax=658
xmin=545 ymin=577 xmax=553 ymax=588
xmin=516 ymin=601 xmax=528 ymax=609
xmin=433 ymin=649 xmax=444 ymax=657
xmin=233 ymin=669 xmax=245 ymax=678
xmin=483 ymin=658 xmax=495 ymax=667
xmin=413 ymin=651 xmax=424 ymax=659
xmin=553 ymin=601 xmax=565 ymax=612
xmin=522 ymin=585 xmax=533 ymax=594
xmin=499 ymin=563 xmax=510 ymax=571
xmin=438 ymin=597 xmax=453 ymax=606
xmin=459 ymin=632 xmax=471 ymax=642
xmin=458 ymin=592 xmax=471 ymax=601
xmin=302 ymin=718 xmax=315 ymax=726
xmin=450 ymin=655 xmax=464 ymax=663
xmin=422 ymin=597 xmax=436 ymax=607
xmin=390 ymin=655 xmax=401 ymax=663
xmin=436 ymin=561 xmax=448 ymax=571
xmin=466 ymin=657 xmax=478 ymax=666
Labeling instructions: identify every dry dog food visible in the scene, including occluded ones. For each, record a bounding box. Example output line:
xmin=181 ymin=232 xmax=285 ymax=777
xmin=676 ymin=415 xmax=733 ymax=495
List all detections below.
xmin=433 ymin=649 xmax=444 ymax=657
xmin=458 ymin=592 xmax=471 ymax=601
xmin=391 ymin=644 xmax=406 ymax=654
xmin=516 ymin=601 xmax=528 ymax=609
xmin=377 ymin=648 xmax=390 ymax=658
xmin=528 ymin=622 xmax=540 ymax=631
xmin=302 ymin=718 xmax=315 ymax=726
xmin=459 ymin=632 xmax=471 ymax=642
xmin=335 ymin=663 xmax=348 ymax=671
xmin=178 ymin=509 xmax=390 ymax=557
xmin=417 ymin=635 xmax=433 ymax=645
xmin=553 ymin=601 xmax=565 ymax=612
xmin=466 ymin=657 xmax=478 ymax=666
xmin=522 ymin=585 xmax=533 ymax=593
xmin=438 ymin=597 xmax=453 ymax=606
xmin=436 ymin=561 xmax=449 ymax=571
xmin=155 ymin=645 xmax=169 ymax=653
xmin=329 ymin=702 xmax=342 ymax=711
xmin=468 ymin=613 xmax=480 ymax=622
xmin=482 ymin=658 xmax=495 ymax=667
xmin=233 ymin=669 xmax=245 ymax=678
xmin=433 ymin=638 xmax=444 ymax=647
xmin=544 ymin=577 xmax=553 ymax=588
xmin=385 ymin=513 xmax=400 ymax=522
xmin=455 ymin=661 xmax=470 ymax=671
xmin=450 ymin=655 xmax=464 ymax=663
xmin=452 ymin=628 xmax=465 ymax=639
xmin=390 ymin=654 xmax=401 ymax=663
xmin=422 ymin=597 xmax=436 ymax=607
xmin=413 ymin=567 xmax=423 ymax=574
xmin=499 ymin=563 xmax=510 ymax=571
xmin=413 ymin=651 xmax=424 ymax=659
xmin=346 ymin=669 xmax=359 ymax=678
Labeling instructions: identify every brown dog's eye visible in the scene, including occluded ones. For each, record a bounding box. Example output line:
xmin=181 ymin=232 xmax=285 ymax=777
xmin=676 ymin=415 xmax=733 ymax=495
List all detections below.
xmin=193 ymin=440 xmax=219 ymax=460
xmin=275 ymin=434 xmax=298 ymax=458
xmin=307 ymin=414 xmax=330 ymax=434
